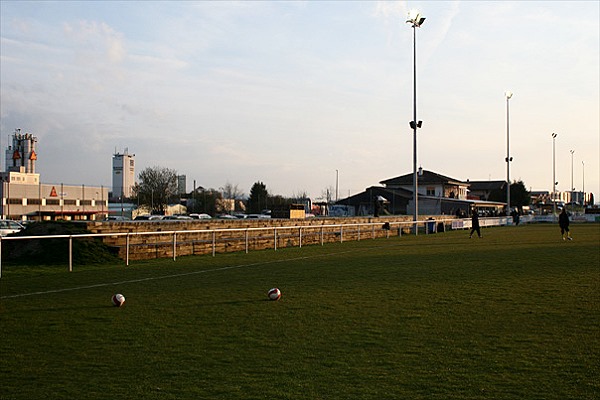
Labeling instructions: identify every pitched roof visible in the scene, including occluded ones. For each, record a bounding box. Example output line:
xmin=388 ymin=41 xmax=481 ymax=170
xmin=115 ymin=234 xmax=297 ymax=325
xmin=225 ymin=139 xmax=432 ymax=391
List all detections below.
xmin=380 ymin=170 xmax=467 ymax=187
xmin=337 ymin=186 xmax=413 ymax=203
xmin=468 ymin=180 xmax=506 ymax=191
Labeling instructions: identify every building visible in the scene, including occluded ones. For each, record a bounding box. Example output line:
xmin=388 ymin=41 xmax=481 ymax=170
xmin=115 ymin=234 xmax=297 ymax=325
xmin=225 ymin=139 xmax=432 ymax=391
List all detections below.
xmin=337 ymin=169 xmax=505 ymax=217
xmin=4 ymin=129 xmax=38 ymax=174
xmin=1 ymin=129 xmax=108 ymax=221
xmin=112 ymin=149 xmax=135 ymax=199
xmin=467 ymin=180 xmax=506 ymax=201
xmin=177 ymin=175 xmax=186 ymax=195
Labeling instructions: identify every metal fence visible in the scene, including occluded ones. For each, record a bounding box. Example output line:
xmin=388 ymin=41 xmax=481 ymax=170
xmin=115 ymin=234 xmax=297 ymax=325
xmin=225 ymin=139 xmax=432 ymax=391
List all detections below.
xmin=1 ymin=217 xmax=511 ymax=278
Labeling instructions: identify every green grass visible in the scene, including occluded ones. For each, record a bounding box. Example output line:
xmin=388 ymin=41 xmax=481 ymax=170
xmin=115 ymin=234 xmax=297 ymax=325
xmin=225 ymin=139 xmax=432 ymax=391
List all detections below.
xmin=1 ymin=224 xmax=599 ymax=399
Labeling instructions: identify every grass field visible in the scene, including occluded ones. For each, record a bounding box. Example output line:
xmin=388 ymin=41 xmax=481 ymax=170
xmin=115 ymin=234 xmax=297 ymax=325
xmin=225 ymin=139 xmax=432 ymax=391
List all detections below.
xmin=1 ymin=224 xmax=599 ymax=399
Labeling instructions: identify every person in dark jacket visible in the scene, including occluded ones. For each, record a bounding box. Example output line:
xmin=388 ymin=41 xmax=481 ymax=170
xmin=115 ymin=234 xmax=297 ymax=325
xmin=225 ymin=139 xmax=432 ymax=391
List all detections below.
xmin=559 ymin=208 xmax=572 ymax=240
xmin=469 ymin=208 xmax=482 ymax=238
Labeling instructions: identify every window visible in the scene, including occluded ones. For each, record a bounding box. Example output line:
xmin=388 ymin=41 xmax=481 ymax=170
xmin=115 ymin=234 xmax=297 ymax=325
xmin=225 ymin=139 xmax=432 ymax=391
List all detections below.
xmin=46 ymin=199 xmax=60 ymax=205
xmin=8 ymin=198 xmax=22 ymax=205
xmin=64 ymin=200 xmax=76 ymax=205
xmin=426 ymin=187 xmax=436 ymax=196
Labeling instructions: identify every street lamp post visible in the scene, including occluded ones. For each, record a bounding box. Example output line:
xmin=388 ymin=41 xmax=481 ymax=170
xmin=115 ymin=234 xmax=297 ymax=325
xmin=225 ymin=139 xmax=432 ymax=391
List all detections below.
xmin=552 ymin=133 xmax=557 ymax=221
xmin=406 ymin=9 xmax=425 ymax=235
xmin=505 ymin=91 xmax=513 ymax=216
xmin=582 ymin=160 xmax=585 ymax=206
xmin=570 ymin=149 xmax=575 ymax=212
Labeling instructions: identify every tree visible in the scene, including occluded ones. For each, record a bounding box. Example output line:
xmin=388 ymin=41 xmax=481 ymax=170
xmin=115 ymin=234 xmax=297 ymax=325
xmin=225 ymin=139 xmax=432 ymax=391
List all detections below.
xmin=510 ymin=180 xmax=531 ymax=211
xmin=132 ymin=166 xmax=178 ymax=215
xmin=187 ymin=187 xmax=222 ymax=216
xmin=247 ymin=181 xmax=268 ymax=213
xmin=221 ymin=182 xmax=244 ymax=201
xmin=488 ymin=180 xmax=531 ymax=211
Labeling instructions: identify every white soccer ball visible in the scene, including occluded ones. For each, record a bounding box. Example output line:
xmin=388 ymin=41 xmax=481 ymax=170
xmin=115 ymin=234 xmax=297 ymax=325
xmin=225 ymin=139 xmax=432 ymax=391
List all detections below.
xmin=112 ymin=293 xmax=126 ymax=307
xmin=268 ymin=288 xmax=281 ymax=301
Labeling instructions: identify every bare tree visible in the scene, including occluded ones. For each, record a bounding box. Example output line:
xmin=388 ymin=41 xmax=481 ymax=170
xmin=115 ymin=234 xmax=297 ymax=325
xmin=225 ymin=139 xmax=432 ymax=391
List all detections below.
xmin=132 ymin=166 xmax=178 ymax=215
xmin=221 ymin=182 xmax=244 ymax=200
xmin=320 ymin=185 xmax=335 ymax=204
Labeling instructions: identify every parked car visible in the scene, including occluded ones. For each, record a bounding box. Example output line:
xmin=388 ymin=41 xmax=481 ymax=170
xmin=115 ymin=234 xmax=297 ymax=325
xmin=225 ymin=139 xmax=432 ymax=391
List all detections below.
xmin=189 ymin=213 xmax=212 ymax=219
xmin=104 ymin=215 xmax=129 ymax=221
xmin=0 ymin=220 xmax=25 ymax=236
xmin=162 ymin=215 xmax=193 ymax=220
xmin=217 ymin=214 xmax=237 ymax=219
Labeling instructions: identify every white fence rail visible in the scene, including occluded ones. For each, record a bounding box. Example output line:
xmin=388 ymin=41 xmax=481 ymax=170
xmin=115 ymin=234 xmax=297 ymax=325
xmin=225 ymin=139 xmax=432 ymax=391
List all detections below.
xmin=0 ymin=217 xmax=512 ymax=278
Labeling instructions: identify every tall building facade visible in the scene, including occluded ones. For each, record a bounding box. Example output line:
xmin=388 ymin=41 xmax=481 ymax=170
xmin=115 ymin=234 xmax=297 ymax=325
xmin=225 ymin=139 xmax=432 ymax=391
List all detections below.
xmin=177 ymin=175 xmax=187 ymax=195
xmin=112 ymin=149 xmax=135 ymax=198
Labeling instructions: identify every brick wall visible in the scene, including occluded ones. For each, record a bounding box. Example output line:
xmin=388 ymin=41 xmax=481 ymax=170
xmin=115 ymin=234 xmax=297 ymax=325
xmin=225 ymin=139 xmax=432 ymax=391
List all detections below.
xmin=86 ymin=216 xmax=433 ymax=261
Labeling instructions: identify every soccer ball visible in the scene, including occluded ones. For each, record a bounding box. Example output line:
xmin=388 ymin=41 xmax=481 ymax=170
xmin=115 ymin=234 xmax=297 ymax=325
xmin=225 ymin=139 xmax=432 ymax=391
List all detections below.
xmin=268 ymin=288 xmax=281 ymax=301
xmin=112 ymin=293 xmax=126 ymax=307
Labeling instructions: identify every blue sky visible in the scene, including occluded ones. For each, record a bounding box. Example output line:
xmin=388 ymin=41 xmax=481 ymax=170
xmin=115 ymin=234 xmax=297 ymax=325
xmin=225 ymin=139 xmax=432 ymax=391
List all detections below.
xmin=1 ymin=1 xmax=598 ymax=202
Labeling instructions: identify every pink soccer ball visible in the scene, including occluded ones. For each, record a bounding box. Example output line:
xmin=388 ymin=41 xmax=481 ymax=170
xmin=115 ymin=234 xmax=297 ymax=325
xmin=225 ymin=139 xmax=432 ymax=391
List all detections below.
xmin=111 ymin=293 xmax=126 ymax=307
xmin=268 ymin=288 xmax=281 ymax=301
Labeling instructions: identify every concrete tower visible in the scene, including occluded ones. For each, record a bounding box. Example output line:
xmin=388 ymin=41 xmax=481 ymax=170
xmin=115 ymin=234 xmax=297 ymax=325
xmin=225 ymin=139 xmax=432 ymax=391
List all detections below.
xmin=5 ymin=129 xmax=38 ymax=173
xmin=112 ymin=148 xmax=135 ymax=198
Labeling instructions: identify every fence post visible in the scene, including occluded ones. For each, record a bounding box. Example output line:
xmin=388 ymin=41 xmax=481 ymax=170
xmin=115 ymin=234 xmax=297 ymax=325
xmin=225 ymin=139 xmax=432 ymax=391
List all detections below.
xmin=126 ymin=233 xmax=130 ymax=266
xmin=340 ymin=226 xmax=343 ymax=243
xmin=274 ymin=228 xmax=277 ymax=251
xmin=320 ymin=226 xmax=324 ymax=246
xmin=173 ymin=232 xmax=177 ymax=261
xmin=245 ymin=229 xmax=249 ymax=254
xmin=212 ymin=231 xmax=216 ymax=257
xmin=299 ymin=227 xmax=302 ymax=248
xmin=69 ymin=236 xmax=73 ymax=272
xmin=357 ymin=225 xmax=360 ymax=241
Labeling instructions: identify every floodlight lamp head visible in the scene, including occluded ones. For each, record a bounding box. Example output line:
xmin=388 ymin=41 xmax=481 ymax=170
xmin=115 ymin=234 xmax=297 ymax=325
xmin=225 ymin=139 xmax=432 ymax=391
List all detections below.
xmin=406 ymin=10 xmax=425 ymax=27
xmin=505 ymin=91 xmax=513 ymax=99
xmin=552 ymin=132 xmax=557 ymax=138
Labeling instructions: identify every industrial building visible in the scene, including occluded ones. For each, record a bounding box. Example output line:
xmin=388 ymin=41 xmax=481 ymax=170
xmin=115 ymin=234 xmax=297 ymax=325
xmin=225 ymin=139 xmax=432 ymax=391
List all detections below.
xmin=1 ymin=129 xmax=108 ymax=221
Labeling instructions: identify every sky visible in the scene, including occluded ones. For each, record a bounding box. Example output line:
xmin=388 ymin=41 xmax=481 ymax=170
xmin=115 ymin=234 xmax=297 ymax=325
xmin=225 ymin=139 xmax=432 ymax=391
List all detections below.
xmin=1 ymin=1 xmax=599 ymax=202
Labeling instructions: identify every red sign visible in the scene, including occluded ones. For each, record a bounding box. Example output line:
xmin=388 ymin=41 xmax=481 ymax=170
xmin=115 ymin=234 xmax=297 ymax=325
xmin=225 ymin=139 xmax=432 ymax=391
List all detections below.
xmin=50 ymin=187 xmax=58 ymax=197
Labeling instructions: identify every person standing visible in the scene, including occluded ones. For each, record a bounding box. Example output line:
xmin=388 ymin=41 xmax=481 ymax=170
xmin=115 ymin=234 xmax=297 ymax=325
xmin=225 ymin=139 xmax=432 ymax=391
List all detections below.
xmin=559 ymin=208 xmax=573 ymax=240
xmin=469 ymin=208 xmax=482 ymax=239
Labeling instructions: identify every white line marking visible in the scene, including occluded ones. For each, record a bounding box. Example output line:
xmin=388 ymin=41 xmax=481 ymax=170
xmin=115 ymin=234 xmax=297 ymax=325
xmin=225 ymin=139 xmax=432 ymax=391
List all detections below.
xmin=1 ymin=246 xmax=375 ymax=300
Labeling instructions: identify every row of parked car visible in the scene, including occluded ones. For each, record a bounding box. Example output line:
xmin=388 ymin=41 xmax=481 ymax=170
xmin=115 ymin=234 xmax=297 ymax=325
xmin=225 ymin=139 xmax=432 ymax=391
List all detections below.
xmin=104 ymin=212 xmax=273 ymax=222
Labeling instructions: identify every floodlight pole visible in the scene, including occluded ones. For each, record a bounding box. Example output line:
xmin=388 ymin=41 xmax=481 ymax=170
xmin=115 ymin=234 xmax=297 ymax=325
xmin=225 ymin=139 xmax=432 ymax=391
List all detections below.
xmin=407 ymin=10 xmax=425 ymax=235
xmin=335 ymin=169 xmax=339 ymax=202
xmin=570 ymin=149 xmax=575 ymax=213
xmin=552 ymin=133 xmax=557 ymax=222
xmin=505 ymin=91 xmax=513 ymax=216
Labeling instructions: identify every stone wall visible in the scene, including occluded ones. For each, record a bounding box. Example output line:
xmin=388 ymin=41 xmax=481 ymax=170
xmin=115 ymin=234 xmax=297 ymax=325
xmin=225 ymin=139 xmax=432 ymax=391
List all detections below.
xmin=86 ymin=216 xmax=442 ymax=261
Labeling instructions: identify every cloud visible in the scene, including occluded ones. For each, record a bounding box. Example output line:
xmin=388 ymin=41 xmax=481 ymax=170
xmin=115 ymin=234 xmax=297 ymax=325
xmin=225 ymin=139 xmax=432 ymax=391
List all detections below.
xmin=63 ymin=20 xmax=126 ymax=64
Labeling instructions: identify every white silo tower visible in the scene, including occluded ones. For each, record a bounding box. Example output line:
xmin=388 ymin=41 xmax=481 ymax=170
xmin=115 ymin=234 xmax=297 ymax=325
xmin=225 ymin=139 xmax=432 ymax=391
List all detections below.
xmin=112 ymin=148 xmax=135 ymax=198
